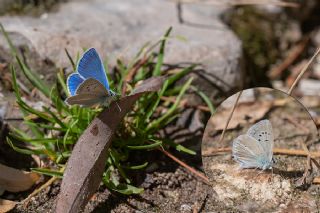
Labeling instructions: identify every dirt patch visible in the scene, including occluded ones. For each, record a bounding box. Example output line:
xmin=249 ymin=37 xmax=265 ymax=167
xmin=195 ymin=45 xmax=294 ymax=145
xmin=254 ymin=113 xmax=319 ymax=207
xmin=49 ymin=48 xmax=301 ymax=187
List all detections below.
xmin=11 ymin=154 xmax=214 ymax=213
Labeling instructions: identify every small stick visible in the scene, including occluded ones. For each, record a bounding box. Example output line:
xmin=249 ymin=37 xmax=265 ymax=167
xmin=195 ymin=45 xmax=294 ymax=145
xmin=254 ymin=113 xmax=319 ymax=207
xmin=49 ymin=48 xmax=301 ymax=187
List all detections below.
xmin=219 ymin=91 xmax=242 ymax=143
xmin=297 ymin=138 xmax=313 ymax=186
xmin=202 ymin=147 xmax=231 ymax=156
xmin=160 ymin=96 xmax=210 ymax=112
xmin=174 ymin=0 xmax=299 ymax=8
xmin=202 ymin=147 xmax=320 ymax=158
xmin=268 ymin=36 xmax=309 ymax=79
xmin=288 ymin=47 xmax=320 ymax=95
xmin=158 ymin=147 xmax=210 ymax=185
xmin=284 ymin=115 xmax=310 ymax=135
xmin=313 ymin=177 xmax=320 ymax=184
xmin=23 ymin=176 xmax=58 ymax=207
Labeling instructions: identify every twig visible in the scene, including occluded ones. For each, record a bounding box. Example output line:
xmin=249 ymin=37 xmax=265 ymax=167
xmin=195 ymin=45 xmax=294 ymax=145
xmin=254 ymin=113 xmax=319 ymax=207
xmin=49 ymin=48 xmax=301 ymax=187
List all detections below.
xmin=174 ymin=0 xmax=299 ymax=7
xmin=288 ymin=47 xmax=320 ymax=95
xmin=202 ymin=147 xmax=231 ymax=156
xmin=23 ymin=176 xmax=58 ymax=207
xmin=158 ymin=147 xmax=210 ymax=185
xmin=284 ymin=115 xmax=310 ymax=135
xmin=295 ymin=137 xmax=313 ymax=186
xmin=219 ymin=91 xmax=242 ymax=143
xmin=160 ymin=96 xmax=210 ymax=112
xmin=314 ymin=177 xmax=320 ymax=184
xmin=202 ymin=147 xmax=320 ymax=158
xmin=268 ymin=36 xmax=309 ymax=79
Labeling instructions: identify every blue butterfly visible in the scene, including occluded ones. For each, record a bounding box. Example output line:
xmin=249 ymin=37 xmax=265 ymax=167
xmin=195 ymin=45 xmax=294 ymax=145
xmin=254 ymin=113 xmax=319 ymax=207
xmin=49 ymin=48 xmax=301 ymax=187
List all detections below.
xmin=65 ymin=48 xmax=117 ymax=107
xmin=232 ymin=120 xmax=274 ymax=170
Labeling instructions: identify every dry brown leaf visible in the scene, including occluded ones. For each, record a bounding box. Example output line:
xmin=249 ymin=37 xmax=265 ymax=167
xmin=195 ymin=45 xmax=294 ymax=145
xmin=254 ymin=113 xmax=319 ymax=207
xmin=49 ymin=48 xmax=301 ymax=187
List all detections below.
xmin=0 ymin=199 xmax=17 ymax=213
xmin=210 ymin=101 xmax=273 ymax=131
xmin=0 ymin=163 xmax=40 ymax=192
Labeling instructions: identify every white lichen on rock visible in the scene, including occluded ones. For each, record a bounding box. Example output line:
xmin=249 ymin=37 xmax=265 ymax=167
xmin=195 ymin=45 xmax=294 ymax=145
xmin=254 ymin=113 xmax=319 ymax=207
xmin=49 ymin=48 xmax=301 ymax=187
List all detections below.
xmin=210 ymin=164 xmax=292 ymax=209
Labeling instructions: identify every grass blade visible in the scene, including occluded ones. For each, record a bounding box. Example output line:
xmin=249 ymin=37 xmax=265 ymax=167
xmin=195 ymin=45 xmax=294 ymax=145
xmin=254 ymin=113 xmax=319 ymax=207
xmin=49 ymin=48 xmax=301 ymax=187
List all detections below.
xmin=122 ymin=162 xmax=148 ymax=170
xmin=31 ymin=168 xmax=63 ymax=178
xmin=126 ymin=140 xmax=162 ymax=150
xmin=146 ymin=77 xmax=193 ymax=132
xmin=152 ymin=27 xmax=172 ymax=76
xmin=191 ymin=85 xmax=215 ymax=114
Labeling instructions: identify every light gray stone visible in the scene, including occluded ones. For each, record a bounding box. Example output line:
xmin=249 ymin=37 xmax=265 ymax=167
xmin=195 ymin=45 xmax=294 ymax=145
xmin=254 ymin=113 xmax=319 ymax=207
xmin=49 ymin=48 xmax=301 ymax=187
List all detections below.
xmin=0 ymin=0 xmax=243 ymax=97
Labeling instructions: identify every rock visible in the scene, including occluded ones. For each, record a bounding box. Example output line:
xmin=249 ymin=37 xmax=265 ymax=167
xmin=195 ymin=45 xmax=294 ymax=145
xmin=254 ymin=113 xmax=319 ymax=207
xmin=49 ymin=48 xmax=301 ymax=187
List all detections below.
xmin=0 ymin=0 xmax=243 ymax=97
xmin=281 ymin=192 xmax=318 ymax=212
xmin=179 ymin=204 xmax=192 ymax=212
xmin=298 ymin=78 xmax=320 ymax=96
xmin=209 ymin=163 xmax=292 ymax=212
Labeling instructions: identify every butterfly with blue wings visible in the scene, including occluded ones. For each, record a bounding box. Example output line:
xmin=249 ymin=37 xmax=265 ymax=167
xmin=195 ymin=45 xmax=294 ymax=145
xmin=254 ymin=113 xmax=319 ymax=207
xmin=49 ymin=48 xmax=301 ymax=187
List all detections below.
xmin=232 ymin=119 xmax=274 ymax=170
xmin=65 ymin=48 xmax=118 ymax=107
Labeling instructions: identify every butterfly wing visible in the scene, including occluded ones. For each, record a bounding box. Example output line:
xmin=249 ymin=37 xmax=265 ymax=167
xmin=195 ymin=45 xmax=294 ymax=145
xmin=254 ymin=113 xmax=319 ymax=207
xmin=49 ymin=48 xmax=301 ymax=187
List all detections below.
xmin=65 ymin=94 xmax=107 ymax=107
xmin=247 ymin=119 xmax=274 ymax=162
xmin=67 ymin=73 xmax=84 ymax=96
xmin=77 ymin=48 xmax=110 ymax=90
xmin=232 ymin=135 xmax=267 ymax=169
xmin=75 ymin=78 xmax=109 ymax=96
xmin=65 ymin=78 xmax=110 ymax=107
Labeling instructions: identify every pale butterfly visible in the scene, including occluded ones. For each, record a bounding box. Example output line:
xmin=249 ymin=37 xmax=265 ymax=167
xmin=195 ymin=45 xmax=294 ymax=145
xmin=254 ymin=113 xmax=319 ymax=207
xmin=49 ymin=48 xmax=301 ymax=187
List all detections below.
xmin=232 ymin=119 xmax=274 ymax=170
xmin=65 ymin=48 xmax=118 ymax=107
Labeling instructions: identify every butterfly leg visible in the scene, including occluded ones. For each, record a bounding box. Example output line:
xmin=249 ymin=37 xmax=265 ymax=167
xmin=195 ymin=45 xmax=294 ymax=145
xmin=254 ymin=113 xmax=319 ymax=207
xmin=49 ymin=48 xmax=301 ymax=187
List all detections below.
xmin=268 ymin=167 xmax=274 ymax=182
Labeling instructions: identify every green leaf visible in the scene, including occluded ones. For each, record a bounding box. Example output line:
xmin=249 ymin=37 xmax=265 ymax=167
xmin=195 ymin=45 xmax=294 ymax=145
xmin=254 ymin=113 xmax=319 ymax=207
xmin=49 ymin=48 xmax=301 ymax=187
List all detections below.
xmin=110 ymin=149 xmax=130 ymax=184
xmin=57 ymin=70 xmax=69 ymax=97
xmin=152 ymin=27 xmax=172 ymax=76
xmin=164 ymin=139 xmax=196 ymax=155
xmin=112 ymin=183 xmax=144 ymax=195
xmin=146 ymin=77 xmax=193 ymax=132
xmin=0 ymin=23 xmax=17 ymax=55
xmin=31 ymin=168 xmax=63 ymax=178
xmin=16 ymin=55 xmax=51 ymax=97
xmin=144 ymin=80 xmax=168 ymax=121
xmin=191 ymin=85 xmax=215 ymax=114
xmin=11 ymin=66 xmax=41 ymax=137
xmin=144 ymin=65 xmax=195 ymax=122
xmin=126 ymin=140 xmax=162 ymax=150
xmin=102 ymin=173 xmax=144 ymax=195
xmin=6 ymin=137 xmax=44 ymax=155
xmin=122 ymin=162 xmax=148 ymax=170
xmin=42 ymin=106 xmax=67 ymax=129
xmin=0 ymin=23 xmax=51 ymax=97
xmin=166 ymin=64 xmax=196 ymax=86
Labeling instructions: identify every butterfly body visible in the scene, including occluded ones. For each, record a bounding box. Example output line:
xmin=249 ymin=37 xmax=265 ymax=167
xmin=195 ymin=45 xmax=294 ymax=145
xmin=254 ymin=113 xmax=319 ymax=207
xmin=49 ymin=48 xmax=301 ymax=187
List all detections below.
xmin=65 ymin=48 xmax=117 ymax=107
xmin=232 ymin=120 xmax=274 ymax=170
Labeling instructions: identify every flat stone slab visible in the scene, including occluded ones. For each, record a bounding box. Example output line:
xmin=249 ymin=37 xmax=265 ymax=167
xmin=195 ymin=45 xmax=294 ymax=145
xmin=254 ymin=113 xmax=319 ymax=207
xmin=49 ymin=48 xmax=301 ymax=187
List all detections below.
xmin=0 ymin=0 xmax=242 ymax=96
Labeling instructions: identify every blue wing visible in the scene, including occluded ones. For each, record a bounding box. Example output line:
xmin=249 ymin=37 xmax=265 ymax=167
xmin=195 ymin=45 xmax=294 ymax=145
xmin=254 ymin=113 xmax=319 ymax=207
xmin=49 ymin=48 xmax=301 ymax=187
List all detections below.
xmin=67 ymin=73 xmax=85 ymax=96
xmin=77 ymin=48 xmax=110 ymax=90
